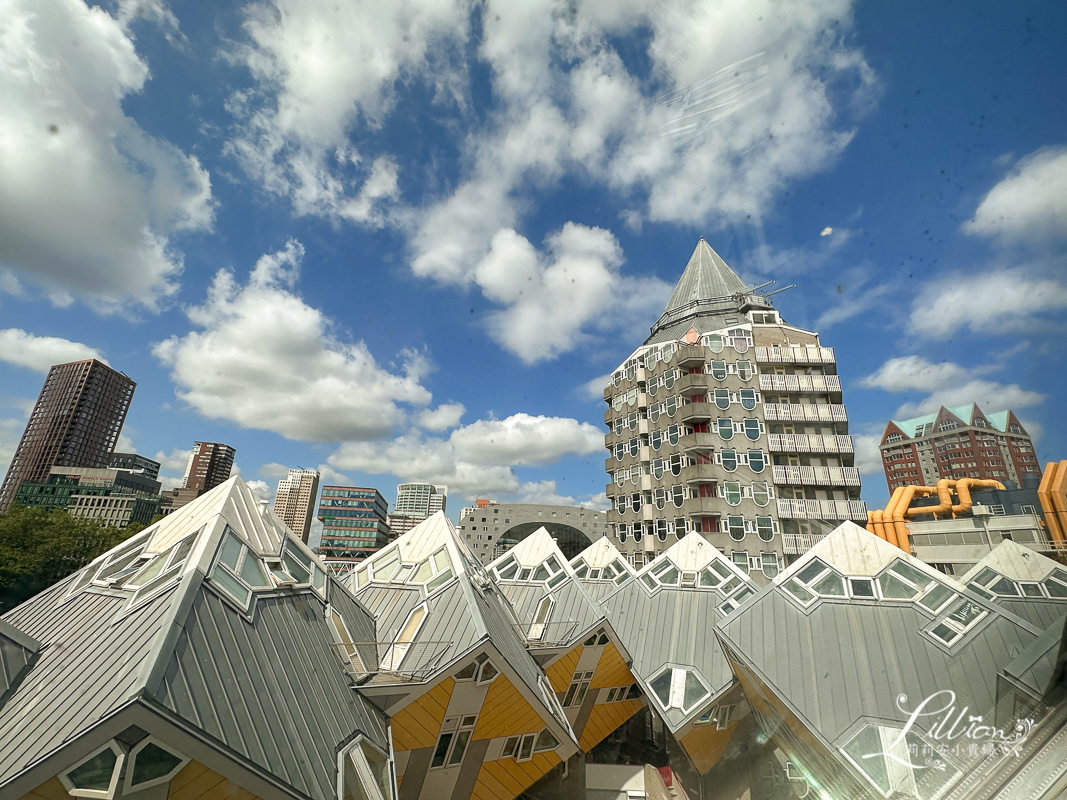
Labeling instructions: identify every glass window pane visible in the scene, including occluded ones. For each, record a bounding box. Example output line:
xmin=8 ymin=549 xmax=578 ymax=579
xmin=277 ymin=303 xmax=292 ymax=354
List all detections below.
xmin=879 ymin=572 xmax=917 ymax=599
xmin=240 ymin=554 xmax=270 ymax=588
xmin=682 ymin=671 xmax=707 ymax=710
xmin=518 ymin=735 xmax=534 ymax=761
xmin=398 ymin=606 xmax=426 ymax=642
xmin=918 ymin=584 xmax=953 ymax=612
xmin=427 ymin=569 xmax=453 ymax=592
xmin=66 ymin=748 xmax=118 ymax=791
xmin=219 ymin=535 xmax=243 ymax=570
xmin=431 ymin=732 xmax=453 ymax=768
xmin=282 ymin=551 xmax=311 ymax=583
xmin=842 ymin=727 xmax=891 ymax=794
xmin=784 ymin=579 xmax=814 ymax=604
xmin=447 ymin=730 xmax=471 ymax=765
xmin=127 ymin=555 xmax=168 ymax=588
xmin=131 ymin=742 xmax=183 ymax=786
xmin=213 ymin=566 xmax=251 ymax=605
xmin=812 ymin=572 xmax=845 ymax=597
xmin=650 ymin=669 xmax=672 ymax=707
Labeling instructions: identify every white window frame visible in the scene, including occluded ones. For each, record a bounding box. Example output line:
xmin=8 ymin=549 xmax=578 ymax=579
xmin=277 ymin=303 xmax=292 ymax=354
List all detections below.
xmin=59 ymin=741 xmax=125 ymax=799
xmin=338 ymin=736 xmax=394 ymax=800
xmin=381 ymin=604 xmax=428 ymax=671
xmin=122 ymin=738 xmax=189 ymax=794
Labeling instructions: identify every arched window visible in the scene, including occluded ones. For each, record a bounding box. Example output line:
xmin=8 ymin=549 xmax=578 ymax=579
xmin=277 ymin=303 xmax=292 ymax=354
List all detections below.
xmin=710 ymin=361 xmax=727 ymax=380
xmin=748 ymin=451 xmax=766 ymax=473
xmin=743 ymin=419 xmax=761 ymax=441
xmin=720 ymin=450 xmax=738 ymax=472
xmin=714 ymin=389 xmax=731 ymax=410
xmin=740 ymin=389 xmax=757 ymax=410
xmin=727 ymin=516 xmax=745 ymax=541
xmin=716 ymin=418 xmax=734 ymax=439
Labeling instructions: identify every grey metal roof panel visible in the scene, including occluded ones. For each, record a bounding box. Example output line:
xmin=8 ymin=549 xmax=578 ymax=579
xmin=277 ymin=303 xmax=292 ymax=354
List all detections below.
xmin=0 ymin=579 xmax=177 ymax=786
xmin=661 ymin=239 xmax=753 ymax=314
xmin=153 ymin=587 xmax=388 ymax=800
xmin=717 ymin=587 xmax=1049 ymax=746
xmin=326 ymin=578 xmax=379 ymax=673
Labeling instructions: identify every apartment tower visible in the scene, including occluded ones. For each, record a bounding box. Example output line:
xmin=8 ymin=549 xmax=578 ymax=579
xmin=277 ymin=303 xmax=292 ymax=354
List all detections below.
xmin=182 ymin=442 xmax=236 ymax=493
xmin=394 ymin=482 xmax=447 ymax=518
xmin=272 ymin=468 xmax=321 ymax=542
xmin=0 ymin=359 xmax=135 ymax=512
xmin=603 ymin=239 xmax=864 ymax=579
xmin=879 ymin=404 xmax=1040 ymax=491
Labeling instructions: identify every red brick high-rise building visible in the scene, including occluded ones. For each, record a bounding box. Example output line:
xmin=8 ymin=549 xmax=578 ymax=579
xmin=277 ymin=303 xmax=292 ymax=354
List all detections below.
xmin=0 ymin=359 xmax=135 ymax=512
xmin=878 ymin=404 xmax=1040 ymax=491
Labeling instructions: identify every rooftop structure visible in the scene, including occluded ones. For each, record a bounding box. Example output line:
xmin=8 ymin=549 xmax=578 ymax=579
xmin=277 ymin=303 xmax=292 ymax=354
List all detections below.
xmin=2 ymin=480 xmax=1065 ymax=800
xmin=13 ymin=466 xmax=161 ymax=529
xmin=0 ymin=359 xmax=135 ymax=513
xmin=880 ymin=404 xmax=1041 ymax=491
xmin=272 ymin=467 xmax=321 ymax=543
xmin=459 ymin=502 xmax=605 ymax=562
xmin=604 ymin=238 xmax=863 ymax=571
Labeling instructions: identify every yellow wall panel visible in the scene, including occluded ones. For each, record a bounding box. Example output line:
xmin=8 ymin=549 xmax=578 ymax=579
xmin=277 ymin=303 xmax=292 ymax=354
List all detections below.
xmin=590 ymin=643 xmax=634 ymax=690
xmin=390 ymin=677 xmax=455 ymax=752
xmin=473 ymin=676 xmax=545 ymax=740
xmin=680 ymin=722 xmax=740 ymax=774
xmin=166 ymin=761 xmax=263 ymax=800
xmin=469 ymin=752 xmax=561 ymax=800
xmin=18 ymin=777 xmax=69 ymax=800
xmin=544 ymin=645 xmax=582 ymax=692
xmin=579 ymin=699 xmax=643 ymax=751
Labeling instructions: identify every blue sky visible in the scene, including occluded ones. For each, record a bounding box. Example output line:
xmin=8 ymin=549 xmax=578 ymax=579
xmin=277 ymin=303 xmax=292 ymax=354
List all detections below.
xmin=1 ymin=0 xmax=1065 ymax=521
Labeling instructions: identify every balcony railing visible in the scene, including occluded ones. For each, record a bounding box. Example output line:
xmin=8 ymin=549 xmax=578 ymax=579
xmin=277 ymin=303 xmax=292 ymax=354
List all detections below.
xmin=767 ymin=433 xmax=854 ymax=455
xmin=758 ymin=374 xmax=842 ymax=394
xmin=331 ymin=640 xmax=454 ymax=684
xmin=771 ymin=465 xmax=861 ymax=487
xmin=763 ymin=403 xmax=848 ymax=424
xmin=754 ymin=345 xmax=836 ymax=365
xmin=782 ymin=532 xmax=829 ymax=554
xmin=776 ymin=498 xmax=868 ymax=521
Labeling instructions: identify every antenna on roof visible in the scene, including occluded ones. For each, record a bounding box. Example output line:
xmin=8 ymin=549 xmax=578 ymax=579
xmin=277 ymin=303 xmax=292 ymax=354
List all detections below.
xmin=761 ymin=284 xmax=796 ymax=299
xmin=749 ymin=280 xmax=775 ymax=293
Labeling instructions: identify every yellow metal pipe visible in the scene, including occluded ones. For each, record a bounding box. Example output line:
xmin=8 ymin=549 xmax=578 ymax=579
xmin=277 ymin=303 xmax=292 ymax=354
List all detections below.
xmin=951 ymin=478 xmax=1006 ymax=516
xmin=1046 ymin=461 xmax=1067 ymax=545
xmin=905 ymin=480 xmax=955 ymax=520
xmin=1037 ymin=462 xmax=1060 ymax=543
xmin=890 ymin=486 xmax=923 ymax=553
xmin=882 ymin=487 xmax=912 ymax=551
xmin=866 ymin=511 xmax=876 ymax=536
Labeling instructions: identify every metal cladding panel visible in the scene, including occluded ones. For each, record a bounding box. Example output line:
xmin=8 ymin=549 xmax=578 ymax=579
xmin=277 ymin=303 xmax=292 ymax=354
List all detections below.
xmin=0 ymin=581 xmax=175 ymax=784
xmin=994 ymin=600 xmax=1067 ymax=632
xmin=154 ymin=588 xmax=388 ymax=800
xmin=501 ymin=580 xmax=601 ymax=640
xmin=718 ymin=590 xmax=1048 ymax=745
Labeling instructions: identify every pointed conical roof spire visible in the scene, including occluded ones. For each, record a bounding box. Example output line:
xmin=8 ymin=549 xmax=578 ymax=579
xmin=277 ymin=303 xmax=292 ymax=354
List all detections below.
xmin=662 ymin=238 xmax=753 ymax=313
xmin=646 ymin=238 xmax=771 ymax=343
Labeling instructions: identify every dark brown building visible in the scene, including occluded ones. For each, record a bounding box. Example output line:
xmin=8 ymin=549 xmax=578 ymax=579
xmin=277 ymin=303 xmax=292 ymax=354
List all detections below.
xmin=878 ymin=404 xmax=1040 ymax=491
xmin=181 ymin=441 xmax=236 ymax=493
xmin=0 ymin=359 xmax=135 ymax=512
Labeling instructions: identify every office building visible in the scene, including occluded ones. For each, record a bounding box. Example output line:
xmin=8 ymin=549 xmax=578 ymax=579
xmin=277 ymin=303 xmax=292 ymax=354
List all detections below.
xmin=13 ymin=466 xmax=161 ymax=529
xmin=181 ymin=441 xmax=235 ymax=492
xmin=459 ymin=502 xmax=607 ymax=561
xmin=316 ymin=485 xmax=390 ymax=567
xmin=385 ymin=512 xmax=420 ymax=540
xmin=603 ymin=239 xmax=864 ymax=573
xmin=107 ymin=452 xmax=161 ymax=481
xmin=879 ymin=404 xmax=1041 ymax=491
xmin=0 ymin=359 xmax=135 ymax=513
xmin=272 ymin=468 xmax=321 ymax=542
xmin=394 ymin=482 xmax=447 ymax=518
xmin=4 ymin=479 xmax=1065 ymax=800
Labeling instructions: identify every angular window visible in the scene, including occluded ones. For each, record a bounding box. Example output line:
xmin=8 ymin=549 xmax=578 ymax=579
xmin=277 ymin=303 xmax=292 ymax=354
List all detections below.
xmin=125 ymin=740 xmax=188 ymax=793
xmin=61 ymin=742 xmax=124 ymax=799
xmin=381 ymin=604 xmax=427 ymax=671
xmin=431 ymin=716 xmax=477 ymax=770
xmin=649 ymin=667 xmax=709 ymax=713
xmin=529 ymin=595 xmax=554 ymax=641
xmin=563 ymin=670 xmax=594 ymax=707
xmin=731 ymin=552 xmax=750 ymax=573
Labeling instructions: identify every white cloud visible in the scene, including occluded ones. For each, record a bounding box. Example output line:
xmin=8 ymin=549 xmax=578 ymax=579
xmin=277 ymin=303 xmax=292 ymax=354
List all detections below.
xmin=246 ymin=479 xmax=272 ymax=503
xmin=859 ymin=355 xmax=1046 ymax=419
xmin=416 ymin=403 xmax=465 ymax=432
xmin=0 ymin=416 xmax=25 ymax=478
xmin=964 ymin=146 xmax=1067 ymax=247
xmin=153 ymin=240 xmax=432 ymax=441
xmin=821 ymin=227 xmax=833 ymax=236
xmin=0 ymin=329 xmax=106 ymax=371
xmin=153 ymin=447 xmax=191 ymax=490
xmin=512 ymin=480 xmax=577 ymax=507
xmin=908 ymin=268 xmax=1067 ymax=339
xmin=0 ymin=0 xmax=213 ymax=310
xmin=852 ymin=431 xmax=886 ymax=476
xmin=258 ymin=462 xmax=291 ymax=480
xmin=226 ymin=0 xmax=467 ymax=221
xmin=580 ymin=374 xmax=611 ymax=402
xmin=329 ymin=412 xmax=604 ymax=497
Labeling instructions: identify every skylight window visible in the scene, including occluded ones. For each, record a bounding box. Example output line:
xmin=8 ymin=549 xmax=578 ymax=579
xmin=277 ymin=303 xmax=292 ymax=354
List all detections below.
xmin=926 ymin=599 xmax=987 ymax=647
xmin=840 ymin=724 xmax=961 ymax=799
xmin=649 ymin=667 xmax=710 ymax=713
xmin=529 ymin=595 xmax=554 ymax=640
xmin=340 ymin=737 xmax=394 ymax=800
xmin=381 ymin=604 xmax=428 ymax=671
xmin=782 ymin=558 xmax=847 ymax=607
xmin=60 ymin=742 xmax=124 ymax=799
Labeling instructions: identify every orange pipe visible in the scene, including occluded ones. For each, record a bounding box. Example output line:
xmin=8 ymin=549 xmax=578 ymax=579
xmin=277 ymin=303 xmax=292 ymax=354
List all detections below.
xmin=906 ymin=480 xmax=955 ymax=520
xmin=1046 ymin=462 xmax=1067 ymax=545
xmin=881 ymin=487 xmax=911 ymax=551
xmin=951 ymin=478 xmax=1006 ymax=516
xmin=890 ymin=486 xmax=927 ymax=553
xmin=1037 ymin=462 xmax=1060 ymax=543
xmin=866 ymin=511 xmax=876 ymax=536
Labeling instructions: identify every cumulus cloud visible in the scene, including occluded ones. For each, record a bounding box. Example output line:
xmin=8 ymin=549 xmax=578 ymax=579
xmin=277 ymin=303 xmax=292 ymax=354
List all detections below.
xmin=153 ymin=240 xmax=432 ymax=441
xmin=908 ymin=267 xmax=1067 ymax=339
xmin=246 ymin=479 xmax=273 ymax=502
xmin=226 ymin=0 xmax=467 ymax=222
xmin=964 ymin=146 xmax=1067 ymax=247
xmin=852 ymin=431 xmax=887 ymax=476
xmin=416 ymin=403 xmax=465 ymax=432
xmin=228 ymin=0 xmax=874 ymax=361
xmin=152 ymin=447 xmax=191 ymax=490
xmin=329 ymin=412 xmax=604 ymax=497
xmin=859 ymin=355 xmax=1046 ymax=419
xmin=0 ymin=0 xmax=213 ymax=310
xmin=0 ymin=329 xmax=106 ymax=371
xmin=0 ymin=416 xmax=25 ymax=477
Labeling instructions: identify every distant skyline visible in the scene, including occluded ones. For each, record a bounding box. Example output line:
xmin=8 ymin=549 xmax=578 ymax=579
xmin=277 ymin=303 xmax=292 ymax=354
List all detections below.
xmin=1 ymin=0 xmax=1065 ymax=520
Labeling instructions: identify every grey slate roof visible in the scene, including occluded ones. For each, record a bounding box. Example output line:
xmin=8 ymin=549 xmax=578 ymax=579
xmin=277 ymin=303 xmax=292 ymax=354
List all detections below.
xmin=597 ymin=534 xmax=756 ymax=732
xmin=0 ymin=476 xmax=386 ymax=799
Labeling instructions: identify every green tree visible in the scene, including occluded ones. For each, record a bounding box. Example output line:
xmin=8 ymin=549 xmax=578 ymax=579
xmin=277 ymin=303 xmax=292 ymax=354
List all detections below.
xmin=0 ymin=506 xmax=131 ymax=612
